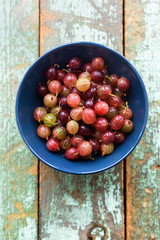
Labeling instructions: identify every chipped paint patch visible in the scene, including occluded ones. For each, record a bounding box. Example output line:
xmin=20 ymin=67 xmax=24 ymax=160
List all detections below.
xmin=145 ymin=188 xmax=153 ymax=195
xmin=125 ymin=0 xmax=145 ymax=59
xmin=18 ymin=218 xmax=37 ymax=240
xmin=27 ymin=160 xmax=38 ymax=175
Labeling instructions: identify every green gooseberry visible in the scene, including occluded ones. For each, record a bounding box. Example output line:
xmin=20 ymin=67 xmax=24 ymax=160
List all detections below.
xmin=44 ymin=113 xmax=57 ymax=127
xmin=52 ymin=126 xmax=67 ymax=140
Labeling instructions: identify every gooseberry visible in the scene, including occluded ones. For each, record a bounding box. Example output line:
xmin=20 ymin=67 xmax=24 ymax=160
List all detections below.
xmin=68 ymin=57 xmax=82 ymax=69
xmin=90 ymin=138 xmax=100 ymax=153
xmin=51 ymin=105 xmax=61 ymax=117
xmin=79 ymin=123 xmax=92 ymax=137
xmin=67 ymin=93 xmax=81 ymax=108
xmin=92 ymin=57 xmax=104 ymax=70
xmin=107 ymin=74 xmax=119 ymax=86
xmin=37 ymin=124 xmax=51 ymax=139
xmin=105 ymin=106 xmax=118 ymax=120
xmin=94 ymin=101 xmax=109 ymax=116
xmin=57 ymin=70 xmax=66 ymax=83
xmin=82 ymin=108 xmax=96 ymax=124
xmin=58 ymin=110 xmax=70 ymax=125
xmin=60 ymin=137 xmax=71 ymax=150
xmin=84 ymin=99 xmax=94 ymax=109
xmin=65 ymin=147 xmax=79 ymax=160
xmin=82 ymin=63 xmax=93 ymax=73
xmin=119 ymin=107 xmax=133 ymax=119
xmin=97 ymin=84 xmax=112 ymax=100
xmin=79 ymin=72 xmax=91 ymax=81
xmin=33 ymin=107 xmax=47 ymax=122
xmin=66 ymin=120 xmax=79 ymax=135
xmin=71 ymin=135 xmax=84 ymax=148
xmin=52 ymin=126 xmax=67 ymax=140
xmin=45 ymin=66 xmax=57 ymax=80
xmin=63 ymin=73 xmax=77 ymax=87
xmin=121 ymin=119 xmax=134 ymax=133
xmin=77 ymin=141 xmax=92 ymax=156
xmin=110 ymin=115 xmax=125 ymax=130
xmin=91 ymin=70 xmax=104 ymax=83
xmin=92 ymin=130 xmax=103 ymax=140
xmin=117 ymin=77 xmax=130 ymax=92
xmin=107 ymin=95 xmax=122 ymax=108
xmin=46 ymin=138 xmax=60 ymax=151
xmin=94 ymin=118 xmax=109 ymax=132
xmin=44 ymin=113 xmax=57 ymax=127
xmin=59 ymin=96 xmax=68 ymax=109
xmin=100 ymin=142 xmax=114 ymax=156
xmin=101 ymin=130 xmax=115 ymax=144
xmin=38 ymin=84 xmax=49 ymax=98
xmin=70 ymin=107 xmax=83 ymax=121
xmin=114 ymin=131 xmax=125 ymax=144
xmin=43 ymin=93 xmax=57 ymax=108
xmin=48 ymin=80 xmax=62 ymax=95
xmin=60 ymin=85 xmax=71 ymax=97
xmin=76 ymin=77 xmax=91 ymax=92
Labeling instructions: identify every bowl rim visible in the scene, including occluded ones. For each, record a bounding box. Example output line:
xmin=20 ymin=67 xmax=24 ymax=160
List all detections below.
xmin=15 ymin=41 xmax=148 ymax=175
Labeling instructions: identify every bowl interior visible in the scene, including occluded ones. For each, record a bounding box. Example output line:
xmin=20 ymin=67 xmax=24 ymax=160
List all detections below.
xmin=16 ymin=42 xmax=148 ymax=174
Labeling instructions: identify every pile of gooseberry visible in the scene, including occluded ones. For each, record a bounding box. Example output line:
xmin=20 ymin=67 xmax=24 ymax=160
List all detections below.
xmin=33 ymin=56 xmax=133 ymax=160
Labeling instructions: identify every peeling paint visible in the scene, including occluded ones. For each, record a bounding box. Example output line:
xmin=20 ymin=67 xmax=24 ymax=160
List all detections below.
xmin=27 ymin=161 xmax=38 ymax=175
xmin=0 ymin=0 xmax=38 ymax=239
xmin=126 ymin=0 xmax=160 ymax=239
xmin=40 ymin=167 xmax=124 ymax=240
xmin=145 ymin=188 xmax=153 ymax=195
xmin=40 ymin=0 xmax=122 ymax=55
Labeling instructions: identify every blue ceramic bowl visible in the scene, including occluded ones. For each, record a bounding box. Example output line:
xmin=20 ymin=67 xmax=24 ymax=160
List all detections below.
xmin=16 ymin=42 xmax=148 ymax=174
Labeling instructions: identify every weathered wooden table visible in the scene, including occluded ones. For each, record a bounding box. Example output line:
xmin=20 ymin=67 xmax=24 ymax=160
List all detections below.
xmin=0 ymin=0 xmax=160 ymax=239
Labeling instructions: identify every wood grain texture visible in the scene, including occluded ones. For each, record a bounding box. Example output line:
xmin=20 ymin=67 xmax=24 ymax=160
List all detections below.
xmin=125 ymin=0 xmax=160 ymax=239
xmin=0 ymin=0 xmax=39 ymax=239
xmin=39 ymin=0 xmax=124 ymax=239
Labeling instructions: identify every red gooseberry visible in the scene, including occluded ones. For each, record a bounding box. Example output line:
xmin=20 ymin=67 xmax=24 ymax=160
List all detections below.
xmin=48 ymin=80 xmax=62 ymax=95
xmin=65 ymin=147 xmax=79 ymax=160
xmin=107 ymin=95 xmax=122 ymax=108
xmin=77 ymin=141 xmax=92 ymax=156
xmin=110 ymin=115 xmax=125 ymax=130
xmin=117 ymin=77 xmax=130 ymax=92
xmin=114 ymin=131 xmax=125 ymax=144
xmin=82 ymin=108 xmax=96 ymax=124
xmin=90 ymin=138 xmax=100 ymax=153
xmin=119 ymin=107 xmax=133 ymax=119
xmin=94 ymin=101 xmax=109 ymax=116
xmin=37 ymin=124 xmax=51 ymax=139
xmin=71 ymin=135 xmax=84 ymax=148
xmin=67 ymin=93 xmax=81 ymax=108
xmin=63 ymin=73 xmax=77 ymax=87
xmin=46 ymin=138 xmax=60 ymax=151
xmin=101 ymin=130 xmax=115 ymax=144
xmin=94 ymin=118 xmax=109 ymax=132
xmin=92 ymin=57 xmax=104 ymax=70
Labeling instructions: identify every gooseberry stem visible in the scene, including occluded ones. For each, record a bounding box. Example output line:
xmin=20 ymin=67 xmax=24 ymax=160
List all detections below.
xmin=54 ymin=64 xmax=59 ymax=68
xmin=109 ymin=94 xmax=116 ymax=97
xmin=62 ymin=69 xmax=69 ymax=73
xmin=105 ymin=75 xmax=112 ymax=81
